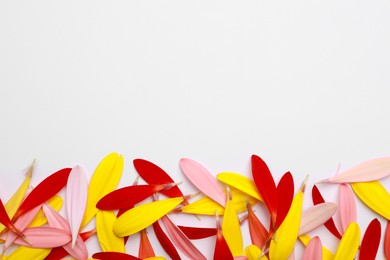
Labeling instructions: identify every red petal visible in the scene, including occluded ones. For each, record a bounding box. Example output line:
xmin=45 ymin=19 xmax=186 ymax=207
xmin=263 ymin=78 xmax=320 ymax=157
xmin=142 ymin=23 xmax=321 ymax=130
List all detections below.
xmin=92 ymin=252 xmax=141 ymax=260
xmin=385 ymin=220 xmax=390 ymax=259
xmin=251 ymin=155 xmax=277 ymax=227
xmin=139 ymin=229 xmax=155 ymax=259
xmin=134 ymin=159 xmax=184 ymax=198
xmin=311 ymin=185 xmax=342 ymax=239
xmin=214 ymin=215 xmax=233 ymax=260
xmin=97 ymin=184 xmax=165 ymax=210
xmin=275 ymin=172 xmax=294 ymax=229
xmin=247 ymin=202 xmax=268 ymax=249
xmin=177 ymin=226 xmax=217 ymax=239
xmin=360 ymin=218 xmax=381 ymax=260
xmin=0 ymin=199 xmax=24 ymax=239
xmin=14 ymin=168 xmax=71 ymax=220
xmin=152 ymin=221 xmax=181 ymax=260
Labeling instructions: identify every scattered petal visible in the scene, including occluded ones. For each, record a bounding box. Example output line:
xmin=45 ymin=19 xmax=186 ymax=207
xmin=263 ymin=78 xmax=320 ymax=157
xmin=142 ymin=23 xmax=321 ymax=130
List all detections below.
xmin=351 ymin=180 xmax=390 ymax=219
xmin=247 ymin=201 xmax=268 ymax=249
xmin=113 ymin=197 xmax=183 ymax=237
xmin=177 ymin=225 xmax=217 ymax=239
xmin=67 ymin=165 xmax=88 ymax=247
xmin=334 ymin=222 xmax=360 ymax=260
xmin=269 ymin=177 xmax=306 ymax=260
xmin=13 ymin=227 xmax=71 ymax=248
xmin=251 ymin=155 xmax=277 ymax=228
xmin=13 ymin=167 xmax=71 ymax=220
xmin=152 ymin=220 xmax=181 ymax=260
xmin=92 ymin=252 xmax=141 ymax=260
xmin=81 ymin=153 xmax=124 ymax=228
xmin=28 ymin=195 xmax=63 ymax=227
xmin=275 ymin=172 xmax=294 ymax=229
xmin=222 ymin=188 xmax=243 ymax=257
xmin=244 ymin=244 xmax=268 ymax=260
xmin=360 ymin=218 xmax=381 ymax=260
xmin=214 ymin=212 xmax=233 ymax=260
xmin=180 ymin=158 xmax=226 ymax=207
xmin=139 ymin=229 xmax=155 ymax=259
xmin=134 ymin=159 xmax=184 ymax=199
xmin=162 ymin=215 xmax=206 ymax=260
xmin=338 ymin=184 xmax=357 ymax=234
xmin=299 ymin=235 xmax=334 ymax=260
xmin=299 ymin=202 xmax=337 ymax=236
xmin=217 ymin=172 xmax=262 ymax=201
xmin=97 ymin=184 xmax=168 ymax=210
xmin=302 ymin=236 xmax=322 ymax=260
xmin=96 ymin=210 xmax=125 ymax=253
xmin=312 ymin=185 xmax=342 ymax=239
xmin=322 ymin=157 xmax=390 ymax=183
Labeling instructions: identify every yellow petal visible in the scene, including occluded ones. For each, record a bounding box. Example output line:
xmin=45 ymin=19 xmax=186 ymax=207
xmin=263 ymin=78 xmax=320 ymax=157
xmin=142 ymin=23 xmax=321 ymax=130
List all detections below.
xmin=28 ymin=195 xmax=63 ymax=227
xmin=334 ymin=222 xmax=360 ymax=260
xmin=144 ymin=257 xmax=166 ymax=260
xmin=0 ymin=162 xmax=34 ymax=232
xmin=217 ymin=172 xmax=263 ymax=201
xmin=245 ymin=245 xmax=268 ymax=260
xmin=181 ymin=187 xmax=257 ymax=215
xmin=222 ymin=189 xmax=243 ymax=257
xmin=113 ymin=197 xmax=183 ymax=237
xmin=96 ymin=210 xmax=125 ymax=252
xmin=299 ymin=235 xmax=334 ymax=260
xmin=81 ymin=153 xmax=124 ymax=228
xmin=269 ymin=179 xmax=306 ymax=260
xmin=6 ymin=247 xmax=50 ymax=260
xmin=351 ymin=181 xmax=390 ymax=219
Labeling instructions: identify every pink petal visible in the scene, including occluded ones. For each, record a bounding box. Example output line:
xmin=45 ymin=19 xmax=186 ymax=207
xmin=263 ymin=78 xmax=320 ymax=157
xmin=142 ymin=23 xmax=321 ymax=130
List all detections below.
xmin=4 ymin=205 xmax=41 ymax=250
xmin=302 ymin=236 xmax=322 ymax=260
xmin=13 ymin=227 xmax=71 ymax=248
xmin=162 ymin=215 xmax=207 ymax=260
xmin=180 ymin=158 xmax=226 ymax=207
xmin=299 ymin=203 xmax=337 ymax=236
xmin=66 ymin=165 xmax=88 ymax=247
xmin=338 ymin=184 xmax=357 ymax=234
xmin=43 ymin=204 xmax=88 ymax=260
xmin=322 ymin=157 xmax=390 ymax=183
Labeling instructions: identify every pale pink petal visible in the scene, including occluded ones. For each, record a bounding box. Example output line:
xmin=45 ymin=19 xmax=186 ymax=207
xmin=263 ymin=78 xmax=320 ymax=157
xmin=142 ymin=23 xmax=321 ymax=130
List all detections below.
xmin=322 ymin=157 xmax=390 ymax=183
xmin=13 ymin=227 xmax=71 ymax=248
xmin=42 ymin=203 xmax=69 ymax=231
xmin=180 ymin=158 xmax=226 ymax=206
xmin=338 ymin=184 xmax=357 ymax=234
xmin=288 ymin=248 xmax=295 ymax=260
xmin=43 ymin=204 xmax=88 ymax=260
xmin=66 ymin=165 xmax=88 ymax=247
xmin=234 ymin=257 xmax=248 ymax=260
xmin=4 ymin=205 xmax=41 ymax=249
xmin=162 ymin=215 xmax=206 ymax=260
xmin=63 ymin=234 xmax=88 ymax=260
xmin=299 ymin=202 xmax=337 ymax=236
xmin=302 ymin=236 xmax=322 ymax=260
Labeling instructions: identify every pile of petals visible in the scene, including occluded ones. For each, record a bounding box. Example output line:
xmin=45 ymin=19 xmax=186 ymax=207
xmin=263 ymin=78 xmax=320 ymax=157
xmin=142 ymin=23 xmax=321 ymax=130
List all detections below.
xmin=1 ymin=153 xmax=390 ymax=259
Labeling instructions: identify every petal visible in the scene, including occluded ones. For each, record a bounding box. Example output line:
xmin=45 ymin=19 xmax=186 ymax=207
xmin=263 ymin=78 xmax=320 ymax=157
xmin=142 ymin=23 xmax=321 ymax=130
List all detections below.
xmin=302 ymin=236 xmax=322 ymax=260
xmin=251 ymin=155 xmax=277 ymax=227
xmin=360 ymin=218 xmax=381 ymax=260
xmin=338 ymin=184 xmax=357 ymax=234
xmin=334 ymin=222 xmax=360 ymax=260
xmin=66 ymin=165 xmax=88 ymax=247
xmin=113 ymin=197 xmax=183 ymax=237
xmin=275 ymin=172 xmax=294 ymax=229
xmin=269 ymin=178 xmax=306 ymax=260
xmin=216 ymin=172 xmax=262 ymax=201
xmin=299 ymin=202 xmax=337 ymax=236
xmin=81 ymin=153 xmax=124 ymax=228
xmin=162 ymin=215 xmax=206 ymax=260
xmin=322 ymin=157 xmax=390 ymax=183
xmin=177 ymin=225 xmax=217 ymax=240
xmin=139 ymin=229 xmax=155 ymax=259
xmin=152 ymin=220 xmax=181 ymax=260
xmin=180 ymin=158 xmax=226 ymax=207
xmin=96 ymin=210 xmax=125 ymax=252
xmin=351 ymin=180 xmax=390 ymax=219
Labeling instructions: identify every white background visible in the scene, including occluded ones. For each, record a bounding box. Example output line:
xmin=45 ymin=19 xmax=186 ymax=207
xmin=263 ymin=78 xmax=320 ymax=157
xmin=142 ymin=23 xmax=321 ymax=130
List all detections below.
xmin=1 ymin=1 xmax=390 ymax=259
